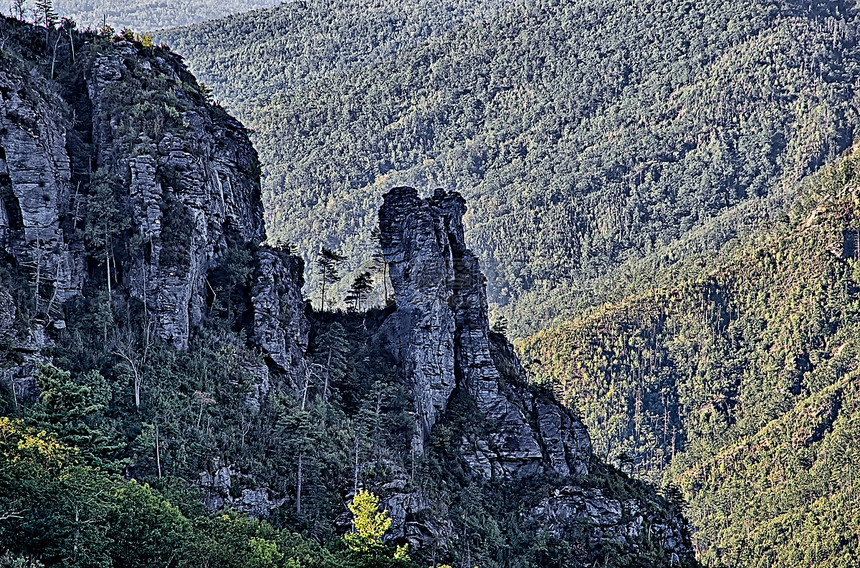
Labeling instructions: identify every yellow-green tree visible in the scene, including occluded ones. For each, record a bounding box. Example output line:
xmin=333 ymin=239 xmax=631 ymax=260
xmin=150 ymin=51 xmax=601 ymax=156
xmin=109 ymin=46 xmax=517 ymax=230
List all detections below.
xmin=344 ymin=490 xmax=391 ymax=553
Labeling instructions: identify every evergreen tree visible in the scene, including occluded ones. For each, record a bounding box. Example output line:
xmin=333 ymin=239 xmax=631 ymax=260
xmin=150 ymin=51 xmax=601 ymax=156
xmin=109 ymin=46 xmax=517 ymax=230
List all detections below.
xmin=85 ymin=170 xmax=127 ymax=308
xmin=30 ymin=364 xmax=118 ymax=470
xmin=345 ymin=271 xmax=373 ymax=311
xmin=34 ymin=0 xmax=57 ymax=29
xmin=315 ymin=247 xmax=346 ymax=311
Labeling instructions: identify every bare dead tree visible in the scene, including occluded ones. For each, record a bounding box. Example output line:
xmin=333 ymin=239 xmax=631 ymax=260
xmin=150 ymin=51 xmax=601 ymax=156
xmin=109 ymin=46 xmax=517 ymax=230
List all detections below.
xmin=113 ymin=324 xmax=152 ymax=412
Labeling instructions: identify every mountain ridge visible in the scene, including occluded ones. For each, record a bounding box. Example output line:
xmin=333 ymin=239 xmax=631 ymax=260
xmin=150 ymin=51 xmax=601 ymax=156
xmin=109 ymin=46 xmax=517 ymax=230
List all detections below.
xmin=519 ymin=140 xmax=860 ymax=567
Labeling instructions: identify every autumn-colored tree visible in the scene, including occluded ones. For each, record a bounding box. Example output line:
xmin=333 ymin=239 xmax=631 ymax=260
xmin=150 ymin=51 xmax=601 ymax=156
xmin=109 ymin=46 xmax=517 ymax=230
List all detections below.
xmin=344 ymin=490 xmax=390 ymax=552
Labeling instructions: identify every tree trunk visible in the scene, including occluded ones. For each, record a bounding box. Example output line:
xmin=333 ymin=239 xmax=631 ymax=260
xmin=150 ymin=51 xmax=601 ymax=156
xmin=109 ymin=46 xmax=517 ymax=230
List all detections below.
xmin=155 ymin=423 xmax=162 ymax=479
xmin=296 ymin=453 xmax=303 ymax=515
xmin=353 ymin=431 xmax=360 ymax=494
xmin=382 ymin=257 xmax=388 ymax=308
xmin=105 ymin=246 xmax=112 ymax=305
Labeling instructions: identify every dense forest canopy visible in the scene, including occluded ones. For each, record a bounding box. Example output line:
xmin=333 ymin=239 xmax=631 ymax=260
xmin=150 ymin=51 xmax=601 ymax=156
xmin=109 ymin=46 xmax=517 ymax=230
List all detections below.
xmin=162 ymin=0 xmax=860 ymax=335
xmin=519 ymin=142 xmax=860 ymax=567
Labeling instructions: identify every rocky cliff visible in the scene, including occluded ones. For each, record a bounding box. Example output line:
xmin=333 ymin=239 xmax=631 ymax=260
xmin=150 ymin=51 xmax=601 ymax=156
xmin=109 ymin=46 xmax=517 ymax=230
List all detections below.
xmin=376 ymin=187 xmax=693 ymax=563
xmin=0 ymin=17 xmax=694 ymax=567
xmin=0 ymin=17 xmax=307 ymax=399
xmin=379 ymin=187 xmax=590 ymax=478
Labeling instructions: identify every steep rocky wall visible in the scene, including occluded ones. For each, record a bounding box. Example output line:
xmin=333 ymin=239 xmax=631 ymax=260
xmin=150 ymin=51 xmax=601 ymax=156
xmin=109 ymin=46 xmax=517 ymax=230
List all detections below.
xmin=0 ymin=58 xmax=82 ymax=304
xmin=377 ymin=187 xmax=693 ymax=562
xmin=250 ymin=247 xmax=308 ymax=388
xmin=86 ymin=44 xmax=266 ymax=350
xmin=379 ymin=186 xmax=590 ymax=478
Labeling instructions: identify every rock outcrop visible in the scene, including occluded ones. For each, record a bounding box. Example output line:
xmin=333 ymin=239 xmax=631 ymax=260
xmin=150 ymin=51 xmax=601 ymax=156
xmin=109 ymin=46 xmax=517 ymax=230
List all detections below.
xmin=0 ymin=23 xmax=307 ymax=394
xmin=86 ymin=44 xmax=266 ymax=350
xmin=250 ymin=247 xmax=308 ymax=387
xmin=377 ymin=187 xmax=693 ymax=562
xmin=0 ymin=20 xmax=694 ymax=565
xmin=379 ymin=187 xmax=590 ymax=479
xmin=529 ymin=486 xmax=689 ymax=561
xmin=0 ymin=57 xmax=82 ymax=305
xmin=199 ymin=463 xmax=287 ymax=518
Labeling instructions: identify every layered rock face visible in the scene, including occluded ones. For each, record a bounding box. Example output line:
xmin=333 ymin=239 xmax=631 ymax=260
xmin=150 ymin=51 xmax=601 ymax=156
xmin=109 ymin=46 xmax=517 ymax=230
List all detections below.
xmin=0 ymin=24 xmax=307 ymax=392
xmin=0 ymin=59 xmax=82 ymax=304
xmin=86 ymin=44 xmax=266 ymax=350
xmin=379 ymin=187 xmax=590 ymax=479
xmin=250 ymin=247 xmax=308 ymax=387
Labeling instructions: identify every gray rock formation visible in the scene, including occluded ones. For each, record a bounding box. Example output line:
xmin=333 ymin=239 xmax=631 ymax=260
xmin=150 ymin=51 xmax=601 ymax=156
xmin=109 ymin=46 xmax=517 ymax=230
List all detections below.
xmin=0 ymin=59 xmax=83 ymax=305
xmin=0 ymin=36 xmax=307 ymax=390
xmin=86 ymin=44 xmax=265 ymax=350
xmin=379 ymin=187 xmax=590 ymax=479
xmin=0 ymin=22 xmax=693 ymax=564
xmin=250 ymin=247 xmax=308 ymax=388
xmin=199 ymin=463 xmax=287 ymax=518
xmin=377 ymin=187 xmax=692 ymax=562
xmin=0 ymin=288 xmax=14 ymax=335
xmin=378 ymin=187 xmax=458 ymax=451
xmin=530 ymin=486 xmax=690 ymax=559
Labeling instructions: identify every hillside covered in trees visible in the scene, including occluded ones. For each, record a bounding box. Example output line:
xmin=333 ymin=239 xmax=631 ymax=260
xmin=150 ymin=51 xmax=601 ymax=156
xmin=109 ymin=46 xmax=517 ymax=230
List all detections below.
xmin=161 ymin=0 xmax=860 ymax=335
xmin=519 ymin=142 xmax=860 ymax=567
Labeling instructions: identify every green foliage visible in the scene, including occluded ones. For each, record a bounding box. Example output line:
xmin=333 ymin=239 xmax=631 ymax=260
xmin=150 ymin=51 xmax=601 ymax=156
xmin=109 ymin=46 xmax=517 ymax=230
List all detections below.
xmin=85 ymin=169 xmax=126 ymax=265
xmin=159 ymin=194 xmax=194 ymax=270
xmin=315 ymin=248 xmax=346 ymax=311
xmin=520 ymin=143 xmax=860 ymax=567
xmin=30 ymin=364 xmax=121 ymax=470
xmin=0 ymin=417 xmax=366 ymax=568
xmin=209 ymin=247 xmax=255 ymax=321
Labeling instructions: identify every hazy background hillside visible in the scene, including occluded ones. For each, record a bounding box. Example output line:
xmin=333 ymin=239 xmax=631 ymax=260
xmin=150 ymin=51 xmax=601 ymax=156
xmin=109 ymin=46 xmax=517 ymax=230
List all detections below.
xmin=158 ymin=0 xmax=860 ymax=336
xmin=52 ymin=0 xmax=284 ymax=30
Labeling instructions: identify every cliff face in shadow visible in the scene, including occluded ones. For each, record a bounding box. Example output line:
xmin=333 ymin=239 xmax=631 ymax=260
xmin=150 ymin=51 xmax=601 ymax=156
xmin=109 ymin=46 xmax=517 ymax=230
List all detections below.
xmin=0 ymin=16 xmax=306 ymax=405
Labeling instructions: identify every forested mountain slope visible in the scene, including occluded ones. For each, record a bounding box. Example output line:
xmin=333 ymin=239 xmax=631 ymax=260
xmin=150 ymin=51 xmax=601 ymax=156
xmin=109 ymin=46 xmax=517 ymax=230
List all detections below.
xmin=157 ymin=0 xmax=507 ymax=109
xmin=162 ymin=0 xmax=860 ymax=335
xmin=52 ymin=0 xmax=284 ymax=30
xmin=519 ymin=142 xmax=860 ymax=567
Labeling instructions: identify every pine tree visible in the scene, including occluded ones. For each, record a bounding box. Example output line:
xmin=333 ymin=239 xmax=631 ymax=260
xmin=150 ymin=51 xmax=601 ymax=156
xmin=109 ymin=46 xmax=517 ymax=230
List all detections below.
xmin=34 ymin=0 xmax=57 ymax=29
xmin=31 ymin=364 xmax=116 ymax=469
xmin=85 ymin=171 xmax=127 ymax=308
xmin=315 ymin=247 xmax=346 ymax=311
xmin=370 ymin=227 xmax=391 ymax=306
xmin=345 ymin=271 xmax=373 ymax=311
